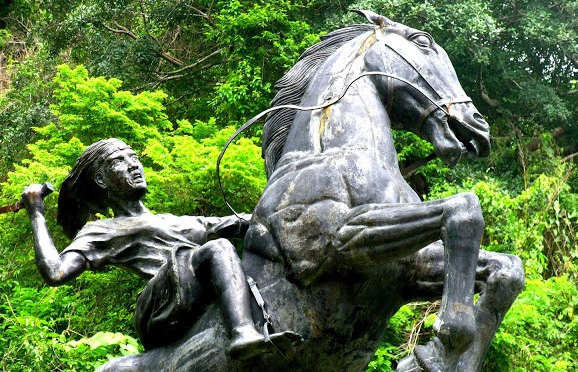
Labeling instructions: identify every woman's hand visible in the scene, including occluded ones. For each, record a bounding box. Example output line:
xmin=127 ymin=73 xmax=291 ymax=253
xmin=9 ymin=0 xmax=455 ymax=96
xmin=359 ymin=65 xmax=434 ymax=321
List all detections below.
xmin=22 ymin=183 xmax=48 ymax=216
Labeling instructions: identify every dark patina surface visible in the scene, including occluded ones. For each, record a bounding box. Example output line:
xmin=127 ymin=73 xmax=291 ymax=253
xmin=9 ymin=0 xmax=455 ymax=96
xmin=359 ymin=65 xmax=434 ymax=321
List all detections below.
xmin=32 ymin=11 xmax=523 ymax=372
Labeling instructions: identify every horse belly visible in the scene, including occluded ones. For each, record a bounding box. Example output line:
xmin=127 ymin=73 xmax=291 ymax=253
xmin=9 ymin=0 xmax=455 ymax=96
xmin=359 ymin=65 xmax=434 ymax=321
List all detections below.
xmin=249 ymin=152 xmax=402 ymax=285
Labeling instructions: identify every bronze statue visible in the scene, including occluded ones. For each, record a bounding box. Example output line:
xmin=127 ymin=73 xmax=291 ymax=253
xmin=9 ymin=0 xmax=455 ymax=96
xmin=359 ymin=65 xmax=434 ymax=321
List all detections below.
xmin=31 ymin=11 xmax=524 ymax=372
xmin=22 ymin=138 xmax=295 ymax=359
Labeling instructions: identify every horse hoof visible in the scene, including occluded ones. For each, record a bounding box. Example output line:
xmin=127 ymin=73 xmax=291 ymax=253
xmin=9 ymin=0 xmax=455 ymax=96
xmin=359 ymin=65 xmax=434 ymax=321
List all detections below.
xmin=435 ymin=308 xmax=476 ymax=353
xmin=395 ymin=353 xmax=424 ymax=372
xmin=413 ymin=338 xmax=457 ymax=372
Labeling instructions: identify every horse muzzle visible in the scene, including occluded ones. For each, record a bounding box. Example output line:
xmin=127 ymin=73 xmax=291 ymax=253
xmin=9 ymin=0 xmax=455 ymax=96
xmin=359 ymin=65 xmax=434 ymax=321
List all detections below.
xmin=447 ymin=106 xmax=491 ymax=159
xmin=424 ymin=103 xmax=491 ymax=167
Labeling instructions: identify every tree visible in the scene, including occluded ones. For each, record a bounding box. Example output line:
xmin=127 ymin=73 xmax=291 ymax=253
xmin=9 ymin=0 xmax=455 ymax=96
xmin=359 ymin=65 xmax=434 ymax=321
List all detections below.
xmin=0 ymin=0 xmax=323 ymax=178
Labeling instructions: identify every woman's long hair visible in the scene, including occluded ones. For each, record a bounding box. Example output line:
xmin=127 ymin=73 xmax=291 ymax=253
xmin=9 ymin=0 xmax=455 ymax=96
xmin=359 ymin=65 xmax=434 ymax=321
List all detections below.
xmin=57 ymin=138 xmax=130 ymax=239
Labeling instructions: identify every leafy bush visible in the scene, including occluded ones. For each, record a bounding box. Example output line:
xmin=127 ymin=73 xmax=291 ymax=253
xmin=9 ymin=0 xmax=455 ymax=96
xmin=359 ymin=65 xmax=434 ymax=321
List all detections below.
xmin=0 ymin=279 xmax=142 ymax=372
xmin=366 ymin=303 xmax=439 ymax=372
xmin=485 ymin=277 xmax=578 ymax=371
xmin=429 ymin=160 xmax=578 ymax=280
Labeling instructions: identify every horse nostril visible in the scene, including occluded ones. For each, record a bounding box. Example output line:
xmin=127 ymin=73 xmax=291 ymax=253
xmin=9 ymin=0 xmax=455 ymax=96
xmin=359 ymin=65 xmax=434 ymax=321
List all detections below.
xmin=472 ymin=112 xmax=489 ymax=128
xmin=447 ymin=115 xmax=462 ymax=130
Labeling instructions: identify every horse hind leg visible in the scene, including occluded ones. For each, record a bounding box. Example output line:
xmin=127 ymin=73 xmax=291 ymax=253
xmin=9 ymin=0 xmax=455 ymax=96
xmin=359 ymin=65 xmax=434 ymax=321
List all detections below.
xmin=457 ymin=250 xmax=524 ymax=371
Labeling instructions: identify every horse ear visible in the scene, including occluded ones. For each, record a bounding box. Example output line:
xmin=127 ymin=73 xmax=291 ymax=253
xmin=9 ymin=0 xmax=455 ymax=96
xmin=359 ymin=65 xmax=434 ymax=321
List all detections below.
xmin=350 ymin=9 xmax=390 ymax=27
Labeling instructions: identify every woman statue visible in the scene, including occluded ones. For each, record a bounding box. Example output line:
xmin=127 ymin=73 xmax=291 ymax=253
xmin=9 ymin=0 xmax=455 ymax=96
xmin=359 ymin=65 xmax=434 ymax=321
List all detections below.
xmin=22 ymin=138 xmax=290 ymax=358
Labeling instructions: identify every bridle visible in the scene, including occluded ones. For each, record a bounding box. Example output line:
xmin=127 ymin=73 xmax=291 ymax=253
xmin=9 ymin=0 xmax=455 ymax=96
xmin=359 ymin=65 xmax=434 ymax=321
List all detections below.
xmin=217 ymin=28 xmax=472 ymax=218
xmin=374 ymin=28 xmax=473 ymax=132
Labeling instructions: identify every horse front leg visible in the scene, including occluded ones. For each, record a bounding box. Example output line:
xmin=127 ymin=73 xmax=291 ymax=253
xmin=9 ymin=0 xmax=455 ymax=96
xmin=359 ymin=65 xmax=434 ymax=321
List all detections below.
xmin=396 ymin=244 xmax=524 ymax=372
xmin=336 ymin=192 xmax=484 ymax=371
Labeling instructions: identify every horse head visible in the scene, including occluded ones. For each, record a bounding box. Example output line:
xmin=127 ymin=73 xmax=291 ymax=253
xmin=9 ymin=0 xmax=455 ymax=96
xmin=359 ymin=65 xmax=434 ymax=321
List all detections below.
xmin=360 ymin=10 xmax=491 ymax=167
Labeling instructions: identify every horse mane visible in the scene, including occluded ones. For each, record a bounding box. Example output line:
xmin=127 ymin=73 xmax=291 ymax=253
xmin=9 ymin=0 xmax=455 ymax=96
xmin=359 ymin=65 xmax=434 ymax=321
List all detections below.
xmin=262 ymin=24 xmax=376 ymax=178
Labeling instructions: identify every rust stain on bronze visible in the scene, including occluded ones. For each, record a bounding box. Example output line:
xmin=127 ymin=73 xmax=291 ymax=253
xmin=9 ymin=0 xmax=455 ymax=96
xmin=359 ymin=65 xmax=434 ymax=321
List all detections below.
xmin=319 ymin=105 xmax=332 ymax=139
xmin=452 ymin=302 xmax=474 ymax=316
xmin=357 ymin=33 xmax=376 ymax=57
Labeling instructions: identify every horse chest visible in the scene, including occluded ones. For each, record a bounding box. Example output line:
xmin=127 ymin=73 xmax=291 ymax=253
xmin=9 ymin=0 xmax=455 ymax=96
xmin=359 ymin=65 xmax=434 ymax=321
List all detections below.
xmin=262 ymin=151 xmax=414 ymax=213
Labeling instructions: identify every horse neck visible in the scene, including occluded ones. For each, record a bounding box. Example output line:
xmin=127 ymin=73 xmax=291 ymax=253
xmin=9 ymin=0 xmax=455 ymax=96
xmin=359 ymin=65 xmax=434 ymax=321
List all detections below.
xmin=282 ymin=43 xmax=399 ymax=167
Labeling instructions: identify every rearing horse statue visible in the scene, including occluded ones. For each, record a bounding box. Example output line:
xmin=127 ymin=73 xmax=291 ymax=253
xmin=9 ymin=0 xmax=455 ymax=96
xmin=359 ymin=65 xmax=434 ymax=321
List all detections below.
xmin=97 ymin=11 xmax=524 ymax=372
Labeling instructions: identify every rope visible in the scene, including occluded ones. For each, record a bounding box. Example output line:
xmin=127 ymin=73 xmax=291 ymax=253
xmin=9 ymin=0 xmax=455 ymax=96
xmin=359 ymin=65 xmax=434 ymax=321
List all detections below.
xmin=216 ymin=71 xmax=450 ymax=218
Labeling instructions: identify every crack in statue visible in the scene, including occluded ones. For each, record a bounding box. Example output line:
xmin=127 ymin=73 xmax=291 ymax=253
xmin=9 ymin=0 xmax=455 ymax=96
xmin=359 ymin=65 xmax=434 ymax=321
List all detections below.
xmin=23 ymin=11 xmax=524 ymax=372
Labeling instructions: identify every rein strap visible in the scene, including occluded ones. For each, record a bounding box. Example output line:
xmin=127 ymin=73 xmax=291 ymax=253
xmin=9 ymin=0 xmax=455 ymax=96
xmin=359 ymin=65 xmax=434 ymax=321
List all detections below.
xmin=216 ymin=70 xmax=453 ymax=218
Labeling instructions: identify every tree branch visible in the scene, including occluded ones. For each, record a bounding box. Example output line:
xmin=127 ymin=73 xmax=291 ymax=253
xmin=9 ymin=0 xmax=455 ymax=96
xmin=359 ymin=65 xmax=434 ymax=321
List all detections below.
xmin=135 ymin=0 xmax=180 ymax=66
xmin=477 ymin=67 xmax=500 ymax=107
xmin=561 ymin=151 xmax=578 ymax=163
xmin=527 ymin=127 xmax=565 ymax=152
xmin=185 ymin=4 xmax=216 ymax=27
xmin=103 ymin=22 xmax=138 ymax=40
xmin=158 ymin=51 xmax=184 ymax=67
xmin=158 ymin=48 xmax=222 ymax=77
xmin=137 ymin=0 xmax=151 ymax=35
xmin=103 ymin=22 xmax=184 ymax=66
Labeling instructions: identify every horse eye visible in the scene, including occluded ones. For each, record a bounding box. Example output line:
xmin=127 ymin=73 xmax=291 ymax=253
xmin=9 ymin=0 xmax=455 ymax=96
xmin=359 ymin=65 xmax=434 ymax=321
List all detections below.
xmin=410 ymin=33 xmax=433 ymax=48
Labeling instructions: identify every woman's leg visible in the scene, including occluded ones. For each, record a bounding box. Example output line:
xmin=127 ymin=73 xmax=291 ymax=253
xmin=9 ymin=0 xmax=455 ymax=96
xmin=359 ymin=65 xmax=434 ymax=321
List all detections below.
xmin=192 ymin=238 xmax=264 ymax=358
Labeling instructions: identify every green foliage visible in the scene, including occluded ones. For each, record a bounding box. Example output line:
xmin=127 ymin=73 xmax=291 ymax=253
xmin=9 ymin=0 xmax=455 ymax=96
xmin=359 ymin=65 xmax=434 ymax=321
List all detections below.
xmin=208 ymin=0 xmax=320 ymax=71
xmin=486 ymin=277 xmax=578 ymax=372
xmin=366 ymin=303 xmax=439 ymax=372
xmin=143 ymin=123 xmax=266 ymax=216
xmin=393 ymin=130 xmax=433 ymax=164
xmin=206 ymin=0 xmax=321 ymax=123
xmin=0 ymin=52 xmax=56 ymax=179
xmin=12 ymin=0 xmax=322 ymax=128
xmin=42 ymin=64 xmax=173 ymax=148
xmin=209 ymin=60 xmax=272 ymax=123
xmin=332 ymin=0 xmax=578 ymax=143
xmin=393 ymin=129 xmax=450 ymax=197
xmin=0 ymin=279 xmax=142 ymax=372
xmin=429 ymin=137 xmax=578 ymax=280
xmin=368 ymin=277 xmax=578 ymax=372
xmin=366 ymin=344 xmax=399 ymax=372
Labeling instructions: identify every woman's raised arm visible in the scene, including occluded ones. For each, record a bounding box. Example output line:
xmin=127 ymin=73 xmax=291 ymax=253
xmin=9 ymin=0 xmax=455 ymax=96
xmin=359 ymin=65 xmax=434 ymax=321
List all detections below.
xmin=22 ymin=184 xmax=88 ymax=286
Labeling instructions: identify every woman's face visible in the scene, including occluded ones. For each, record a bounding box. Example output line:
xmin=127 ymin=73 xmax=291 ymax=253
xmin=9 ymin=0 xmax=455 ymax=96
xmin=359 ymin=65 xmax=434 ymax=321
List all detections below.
xmin=99 ymin=147 xmax=147 ymax=197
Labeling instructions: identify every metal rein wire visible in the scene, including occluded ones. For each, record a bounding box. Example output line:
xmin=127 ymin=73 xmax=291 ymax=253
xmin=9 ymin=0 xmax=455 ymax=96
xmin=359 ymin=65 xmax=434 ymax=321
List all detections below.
xmin=216 ymin=71 xmax=449 ymax=219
